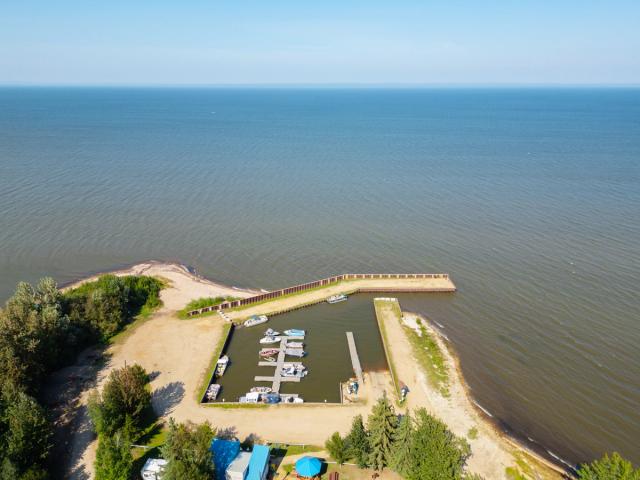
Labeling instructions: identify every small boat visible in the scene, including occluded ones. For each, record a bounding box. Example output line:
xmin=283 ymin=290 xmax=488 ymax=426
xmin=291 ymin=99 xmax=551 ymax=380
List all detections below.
xmin=286 ymin=341 xmax=304 ymax=349
xmin=244 ymin=315 xmax=268 ymax=328
xmin=327 ymin=293 xmax=348 ymax=304
xmin=240 ymin=391 xmax=261 ymax=403
xmin=281 ymin=365 xmax=307 ymax=378
xmin=205 ymin=384 xmax=221 ymax=400
xmin=262 ymin=393 xmax=281 ymax=404
xmin=285 ymin=349 xmax=306 ymax=357
xmin=265 ymin=328 xmax=280 ymax=336
xmin=263 ymin=356 xmax=276 ymax=363
xmin=259 ymin=336 xmax=279 ymax=344
xmin=283 ymin=329 xmax=305 ymax=337
xmin=259 ymin=348 xmax=280 ymax=357
xmin=215 ymin=355 xmax=229 ymax=377
xmin=281 ymin=395 xmax=304 ymax=404
xmin=250 ymin=386 xmax=272 ymax=394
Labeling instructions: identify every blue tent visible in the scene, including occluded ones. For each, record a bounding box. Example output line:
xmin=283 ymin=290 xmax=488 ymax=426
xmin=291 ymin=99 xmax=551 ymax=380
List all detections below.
xmin=210 ymin=439 xmax=241 ymax=480
xmin=246 ymin=444 xmax=270 ymax=480
xmin=295 ymin=456 xmax=322 ymax=478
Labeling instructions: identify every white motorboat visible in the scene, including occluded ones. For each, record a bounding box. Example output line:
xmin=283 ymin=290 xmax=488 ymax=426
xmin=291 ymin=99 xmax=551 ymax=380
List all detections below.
xmin=205 ymin=384 xmax=221 ymax=400
xmin=244 ymin=315 xmax=268 ymax=328
xmin=264 ymin=328 xmax=280 ymax=336
xmin=285 ymin=348 xmax=306 ymax=357
xmin=286 ymin=341 xmax=304 ymax=348
xmin=327 ymin=294 xmax=348 ymax=304
xmin=215 ymin=355 xmax=229 ymax=377
xmin=250 ymin=386 xmax=272 ymax=394
xmin=259 ymin=336 xmax=279 ymax=344
xmin=283 ymin=329 xmax=305 ymax=337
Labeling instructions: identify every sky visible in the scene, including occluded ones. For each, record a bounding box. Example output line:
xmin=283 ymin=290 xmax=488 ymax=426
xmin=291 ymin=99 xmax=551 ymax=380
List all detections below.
xmin=1 ymin=1 xmax=639 ymax=86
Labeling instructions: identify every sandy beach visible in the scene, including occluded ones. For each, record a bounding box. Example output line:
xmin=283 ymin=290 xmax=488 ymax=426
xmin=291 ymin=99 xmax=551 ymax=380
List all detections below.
xmin=47 ymin=262 xmax=566 ymax=480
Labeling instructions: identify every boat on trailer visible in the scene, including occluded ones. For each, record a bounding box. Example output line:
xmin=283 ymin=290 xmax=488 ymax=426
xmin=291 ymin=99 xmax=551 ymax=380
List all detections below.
xmin=244 ymin=315 xmax=268 ymax=328
xmin=327 ymin=293 xmax=348 ymax=304
xmin=283 ymin=328 xmax=305 ymax=337
xmin=215 ymin=355 xmax=229 ymax=377
xmin=259 ymin=336 xmax=279 ymax=344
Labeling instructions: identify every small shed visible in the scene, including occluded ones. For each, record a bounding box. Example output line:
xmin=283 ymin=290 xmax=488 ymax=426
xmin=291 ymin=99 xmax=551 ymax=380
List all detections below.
xmin=140 ymin=458 xmax=167 ymax=480
xmin=210 ymin=439 xmax=241 ymax=480
xmin=226 ymin=451 xmax=252 ymax=480
xmin=246 ymin=444 xmax=270 ymax=480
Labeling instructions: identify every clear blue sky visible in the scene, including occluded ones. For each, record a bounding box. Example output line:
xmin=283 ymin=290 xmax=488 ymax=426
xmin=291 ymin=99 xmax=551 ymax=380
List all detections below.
xmin=1 ymin=0 xmax=639 ymax=85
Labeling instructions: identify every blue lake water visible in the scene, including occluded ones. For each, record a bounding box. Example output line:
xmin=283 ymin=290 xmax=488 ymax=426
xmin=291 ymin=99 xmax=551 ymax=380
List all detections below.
xmin=0 ymin=87 xmax=639 ymax=465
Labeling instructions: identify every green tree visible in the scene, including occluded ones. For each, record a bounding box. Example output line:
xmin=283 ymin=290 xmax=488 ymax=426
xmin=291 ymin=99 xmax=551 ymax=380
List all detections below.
xmin=577 ymin=453 xmax=640 ymax=480
xmin=367 ymin=396 xmax=397 ymax=471
xmin=325 ymin=432 xmax=349 ymax=465
xmin=346 ymin=414 xmax=370 ymax=468
xmin=161 ymin=419 xmax=216 ymax=480
xmin=391 ymin=412 xmax=413 ymax=476
xmin=0 ymin=386 xmax=52 ymax=473
xmin=88 ymin=364 xmax=151 ymax=436
xmin=407 ymin=408 xmax=470 ymax=480
xmin=94 ymin=430 xmax=133 ymax=480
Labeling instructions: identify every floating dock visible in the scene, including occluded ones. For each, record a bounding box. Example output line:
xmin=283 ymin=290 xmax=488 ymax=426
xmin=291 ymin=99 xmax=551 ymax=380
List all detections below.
xmin=255 ymin=336 xmax=304 ymax=393
xmin=346 ymin=332 xmax=364 ymax=385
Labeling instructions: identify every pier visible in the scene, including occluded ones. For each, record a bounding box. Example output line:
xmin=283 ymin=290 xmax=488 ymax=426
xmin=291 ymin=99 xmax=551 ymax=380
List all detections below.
xmin=346 ymin=332 xmax=364 ymax=385
xmin=255 ymin=337 xmax=304 ymax=393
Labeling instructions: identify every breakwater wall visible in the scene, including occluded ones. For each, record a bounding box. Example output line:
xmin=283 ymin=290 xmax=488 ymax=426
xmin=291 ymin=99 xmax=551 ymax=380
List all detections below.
xmin=187 ymin=273 xmax=454 ymax=316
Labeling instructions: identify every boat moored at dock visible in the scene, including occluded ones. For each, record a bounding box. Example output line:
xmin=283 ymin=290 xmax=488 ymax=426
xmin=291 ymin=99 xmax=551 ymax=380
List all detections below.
xmin=285 ymin=348 xmax=306 ymax=357
xmin=259 ymin=336 xmax=279 ymax=344
xmin=244 ymin=315 xmax=268 ymax=328
xmin=286 ymin=341 xmax=304 ymax=348
xmin=264 ymin=328 xmax=280 ymax=336
xmin=215 ymin=355 xmax=229 ymax=377
xmin=283 ymin=328 xmax=305 ymax=337
xmin=327 ymin=293 xmax=348 ymax=304
xmin=205 ymin=383 xmax=221 ymax=401
xmin=259 ymin=348 xmax=280 ymax=357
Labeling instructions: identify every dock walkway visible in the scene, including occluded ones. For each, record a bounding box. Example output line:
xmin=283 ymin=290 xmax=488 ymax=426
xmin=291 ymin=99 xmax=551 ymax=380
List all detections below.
xmin=346 ymin=332 xmax=364 ymax=385
xmin=255 ymin=336 xmax=303 ymax=393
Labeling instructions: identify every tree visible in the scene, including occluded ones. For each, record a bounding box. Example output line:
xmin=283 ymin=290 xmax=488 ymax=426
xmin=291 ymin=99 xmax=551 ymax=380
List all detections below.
xmin=346 ymin=414 xmax=370 ymax=468
xmin=391 ymin=412 xmax=413 ymax=476
xmin=88 ymin=364 xmax=151 ymax=436
xmin=367 ymin=396 xmax=397 ymax=471
xmin=0 ymin=386 xmax=52 ymax=474
xmin=577 ymin=453 xmax=640 ymax=480
xmin=407 ymin=408 xmax=470 ymax=480
xmin=325 ymin=432 xmax=349 ymax=465
xmin=161 ymin=419 xmax=216 ymax=480
xmin=94 ymin=430 xmax=133 ymax=480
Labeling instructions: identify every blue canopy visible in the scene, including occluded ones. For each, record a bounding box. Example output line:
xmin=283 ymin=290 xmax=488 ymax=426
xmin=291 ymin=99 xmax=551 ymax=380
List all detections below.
xmin=295 ymin=456 xmax=322 ymax=477
xmin=210 ymin=439 xmax=240 ymax=480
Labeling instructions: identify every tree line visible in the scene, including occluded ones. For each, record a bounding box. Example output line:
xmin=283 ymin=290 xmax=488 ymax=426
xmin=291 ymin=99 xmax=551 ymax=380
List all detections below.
xmin=325 ymin=396 xmax=640 ymax=480
xmin=0 ymin=275 xmax=163 ymax=479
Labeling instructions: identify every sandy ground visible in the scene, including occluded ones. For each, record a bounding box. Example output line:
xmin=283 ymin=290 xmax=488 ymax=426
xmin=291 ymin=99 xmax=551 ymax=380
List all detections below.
xmin=48 ymin=262 xmax=562 ymax=479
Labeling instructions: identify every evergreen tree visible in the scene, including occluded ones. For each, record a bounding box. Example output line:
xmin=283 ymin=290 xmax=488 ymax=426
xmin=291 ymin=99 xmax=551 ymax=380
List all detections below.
xmin=94 ymin=431 xmax=133 ymax=480
xmin=407 ymin=408 xmax=470 ymax=480
xmin=367 ymin=396 xmax=397 ymax=471
xmin=391 ymin=411 xmax=413 ymax=477
xmin=161 ymin=419 xmax=216 ymax=480
xmin=325 ymin=432 xmax=349 ymax=465
xmin=346 ymin=414 xmax=370 ymax=468
xmin=577 ymin=453 xmax=640 ymax=480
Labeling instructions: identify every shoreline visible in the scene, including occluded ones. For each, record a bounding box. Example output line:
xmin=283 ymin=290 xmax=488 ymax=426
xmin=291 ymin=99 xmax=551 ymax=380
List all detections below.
xmin=414 ymin=312 xmax=574 ymax=476
xmin=53 ymin=261 xmax=570 ymax=479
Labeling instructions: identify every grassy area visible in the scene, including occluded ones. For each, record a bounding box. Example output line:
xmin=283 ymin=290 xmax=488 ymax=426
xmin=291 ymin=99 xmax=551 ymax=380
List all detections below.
xmin=203 ymin=402 xmax=268 ymax=409
xmin=131 ymin=422 xmax=168 ymax=477
xmin=468 ymin=426 xmax=478 ymax=440
xmin=373 ymin=299 xmax=403 ymax=401
xmin=403 ymin=318 xmax=449 ymax=397
xmin=178 ymin=296 xmax=240 ymax=319
xmin=196 ymin=322 xmax=233 ymax=401
xmin=270 ymin=443 xmax=324 ymax=458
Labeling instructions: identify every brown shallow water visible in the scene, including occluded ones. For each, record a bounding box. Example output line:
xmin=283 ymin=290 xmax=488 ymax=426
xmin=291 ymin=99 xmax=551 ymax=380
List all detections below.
xmin=215 ymin=295 xmax=388 ymax=403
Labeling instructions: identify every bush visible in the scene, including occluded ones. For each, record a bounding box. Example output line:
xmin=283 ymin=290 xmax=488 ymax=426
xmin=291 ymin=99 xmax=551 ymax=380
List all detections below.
xmin=325 ymin=432 xmax=349 ymax=465
xmin=161 ymin=419 xmax=216 ymax=480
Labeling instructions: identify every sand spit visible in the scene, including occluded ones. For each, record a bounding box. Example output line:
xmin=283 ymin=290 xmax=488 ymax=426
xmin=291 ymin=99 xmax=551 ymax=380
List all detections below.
xmin=48 ymin=262 xmax=566 ymax=479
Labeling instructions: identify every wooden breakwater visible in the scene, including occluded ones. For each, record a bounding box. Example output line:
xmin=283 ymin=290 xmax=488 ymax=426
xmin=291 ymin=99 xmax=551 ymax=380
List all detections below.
xmin=187 ymin=273 xmax=455 ymax=316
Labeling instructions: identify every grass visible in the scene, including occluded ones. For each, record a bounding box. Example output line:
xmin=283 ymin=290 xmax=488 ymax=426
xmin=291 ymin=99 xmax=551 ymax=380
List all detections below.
xmin=270 ymin=443 xmax=324 ymax=459
xmin=196 ymin=322 xmax=233 ymax=402
xmin=178 ymin=296 xmax=240 ymax=319
xmin=468 ymin=426 xmax=479 ymax=440
xmin=203 ymin=402 xmax=268 ymax=409
xmin=373 ymin=299 xmax=403 ymax=401
xmin=403 ymin=318 xmax=449 ymax=397
xmin=131 ymin=422 xmax=168 ymax=477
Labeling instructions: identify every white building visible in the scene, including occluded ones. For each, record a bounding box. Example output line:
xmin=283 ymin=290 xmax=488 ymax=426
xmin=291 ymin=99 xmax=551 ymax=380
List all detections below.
xmin=226 ymin=451 xmax=252 ymax=480
xmin=141 ymin=458 xmax=167 ymax=480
